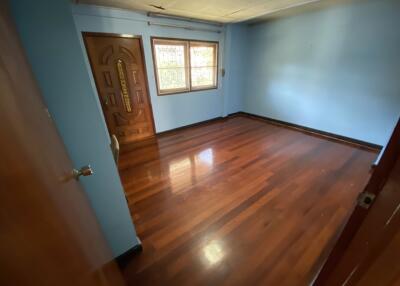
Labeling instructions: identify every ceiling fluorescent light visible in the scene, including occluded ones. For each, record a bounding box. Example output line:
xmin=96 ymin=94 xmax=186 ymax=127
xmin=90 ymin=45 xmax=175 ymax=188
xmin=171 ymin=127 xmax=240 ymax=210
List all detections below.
xmin=147 ymin=12 xmax=223 ymax=27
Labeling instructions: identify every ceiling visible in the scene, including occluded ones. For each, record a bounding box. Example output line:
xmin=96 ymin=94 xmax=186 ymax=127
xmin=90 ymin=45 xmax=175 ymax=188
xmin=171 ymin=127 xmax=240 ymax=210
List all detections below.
xmin=76 ymin=0 xmax=326 ymax=23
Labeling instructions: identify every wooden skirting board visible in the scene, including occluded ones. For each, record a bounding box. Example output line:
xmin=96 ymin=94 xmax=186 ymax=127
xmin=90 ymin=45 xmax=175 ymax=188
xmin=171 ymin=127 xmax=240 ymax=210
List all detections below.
xmin=234 ymin=112 xmax=382 ymax=152
xmin=156 ymin=116 xmax=225 ymax=137
xmin=155 ymin=112 xmax=382 ymax=153
xmin=116 ymin=238 xmax=143 ymax=268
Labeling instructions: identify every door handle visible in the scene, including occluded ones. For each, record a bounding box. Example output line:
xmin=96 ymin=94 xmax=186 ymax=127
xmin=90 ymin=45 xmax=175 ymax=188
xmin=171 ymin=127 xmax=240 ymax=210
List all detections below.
xmin=72 ymin=165 xmax=94 ymax=180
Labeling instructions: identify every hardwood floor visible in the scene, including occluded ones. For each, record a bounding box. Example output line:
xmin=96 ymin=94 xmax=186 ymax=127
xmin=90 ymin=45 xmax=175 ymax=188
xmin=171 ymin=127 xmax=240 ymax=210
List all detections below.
xmin=118 ymin=116 xmax=377 ymax=286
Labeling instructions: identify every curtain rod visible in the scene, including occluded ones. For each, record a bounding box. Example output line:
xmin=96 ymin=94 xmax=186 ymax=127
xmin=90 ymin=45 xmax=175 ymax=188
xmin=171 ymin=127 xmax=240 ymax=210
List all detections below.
xmin=147 ymin=12 xmax=223 ymax=27
xmin=147 ymin=22 xmax=222 ymax=34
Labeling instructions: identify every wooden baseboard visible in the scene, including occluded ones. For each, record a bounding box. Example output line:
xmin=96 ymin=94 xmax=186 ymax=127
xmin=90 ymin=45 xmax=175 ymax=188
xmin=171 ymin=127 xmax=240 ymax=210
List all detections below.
xmin=233 ymin=111 xmax=382 ymax=152
xmin=148 ymin=111 xmax=381 ymax=152
xmin=226 ymin=112 xmax=243 ymax=118
xmin=156 ymin=116 xmax=225 ymax=136
xmin=116 ymin=240 xmax=143 ymax=269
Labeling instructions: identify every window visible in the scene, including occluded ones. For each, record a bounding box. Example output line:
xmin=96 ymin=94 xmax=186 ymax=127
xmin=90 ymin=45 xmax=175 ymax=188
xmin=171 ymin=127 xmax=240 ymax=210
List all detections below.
xmin=152 ymin=39 xmax=190 ymax=94
xmin=152 ymin=38 xmax=218 ymax=95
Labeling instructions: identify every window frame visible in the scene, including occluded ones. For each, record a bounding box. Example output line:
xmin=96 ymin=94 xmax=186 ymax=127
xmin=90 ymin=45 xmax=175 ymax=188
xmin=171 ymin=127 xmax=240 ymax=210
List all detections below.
xmin=151 ymin=37 xmax=219 ymax=96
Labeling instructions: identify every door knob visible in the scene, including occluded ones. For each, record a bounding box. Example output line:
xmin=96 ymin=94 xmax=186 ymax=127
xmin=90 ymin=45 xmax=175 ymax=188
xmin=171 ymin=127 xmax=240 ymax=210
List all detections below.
xmin=72 ymin=165 xmax=94 ymax=180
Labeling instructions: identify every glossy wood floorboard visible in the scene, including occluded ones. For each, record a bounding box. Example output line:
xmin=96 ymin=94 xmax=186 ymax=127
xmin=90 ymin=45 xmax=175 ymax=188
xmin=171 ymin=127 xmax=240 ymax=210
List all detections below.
xmin=118 ymin=116 xmax=377 ymax=286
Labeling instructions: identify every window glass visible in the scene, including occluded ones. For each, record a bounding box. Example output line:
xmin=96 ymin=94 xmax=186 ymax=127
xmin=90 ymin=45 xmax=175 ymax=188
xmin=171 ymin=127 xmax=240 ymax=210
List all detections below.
xmin=152 ymin=38 xmax=218 ymax=95
xmin=190 ymin=43 xmax=217 ymax=88
xmin=153 ymin=40 xmax=189 ymax=94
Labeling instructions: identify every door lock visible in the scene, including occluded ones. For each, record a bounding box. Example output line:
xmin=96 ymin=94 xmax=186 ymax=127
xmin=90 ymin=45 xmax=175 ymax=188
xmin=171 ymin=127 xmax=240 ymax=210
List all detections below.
xmin=72 ymin=165 xmax=94 ymax=180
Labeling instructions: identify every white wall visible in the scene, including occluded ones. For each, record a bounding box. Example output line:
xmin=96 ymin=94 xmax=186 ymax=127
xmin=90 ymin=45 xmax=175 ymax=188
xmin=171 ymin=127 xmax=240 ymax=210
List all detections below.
xmin=223 ymin=24 xmax=247 ymax=114
xmin=72 ymin=4 xmax=229 ymax=133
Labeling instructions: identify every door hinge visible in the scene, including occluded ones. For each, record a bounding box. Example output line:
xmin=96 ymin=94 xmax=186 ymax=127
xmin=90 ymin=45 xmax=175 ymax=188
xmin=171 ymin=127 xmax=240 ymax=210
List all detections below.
xmin=357 ymin=192 xmax=376 ymax=209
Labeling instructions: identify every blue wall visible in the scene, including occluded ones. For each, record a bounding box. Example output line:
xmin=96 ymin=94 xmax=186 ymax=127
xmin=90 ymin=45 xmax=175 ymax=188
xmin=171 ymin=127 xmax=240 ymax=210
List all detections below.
xmin=223 ymin=24 xmax=247 ymax=114
xmin=243 ymin=0 xmax=400 ymax=146
xmin=11 ymin=0 xmax=138 ymax=258
xmin=9 ymin=0 xmax=400 ymax=260
xmin=72 ymin=1 xmax=400 ymax=146
xmin=72 ymin=5 xmax=226 ymax=132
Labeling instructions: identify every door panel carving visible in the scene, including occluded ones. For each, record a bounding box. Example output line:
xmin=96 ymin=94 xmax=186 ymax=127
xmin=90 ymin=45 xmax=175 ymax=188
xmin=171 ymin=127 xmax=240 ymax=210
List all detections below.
xmin=135 ymin=90 xmax=144 ymax=104
xmin=103 ymin=71 xmax=113 ymax=87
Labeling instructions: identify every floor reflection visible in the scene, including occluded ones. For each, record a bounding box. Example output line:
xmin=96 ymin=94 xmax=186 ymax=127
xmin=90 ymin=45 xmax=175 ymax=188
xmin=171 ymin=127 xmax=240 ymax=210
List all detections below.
xmin=168 ymin=148 xmax=214 ymax=192
xmin=202 ymin=240 xmax=226 ymax=266
xmin=168 ymin=157 xmax=192 ymax=192
xmin=195 ymin=148 xmax=213 ymax=166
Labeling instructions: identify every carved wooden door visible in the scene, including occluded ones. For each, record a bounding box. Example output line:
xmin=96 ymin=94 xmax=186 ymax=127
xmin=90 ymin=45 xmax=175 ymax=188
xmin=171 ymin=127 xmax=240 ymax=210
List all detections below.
xmin=83 ymin=33 xmax=155 ymax=144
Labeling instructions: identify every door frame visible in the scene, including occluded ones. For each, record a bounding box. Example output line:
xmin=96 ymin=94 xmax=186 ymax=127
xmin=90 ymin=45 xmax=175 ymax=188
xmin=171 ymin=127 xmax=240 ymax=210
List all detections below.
xmin=81 ymin=32 xmax=156 ymax=141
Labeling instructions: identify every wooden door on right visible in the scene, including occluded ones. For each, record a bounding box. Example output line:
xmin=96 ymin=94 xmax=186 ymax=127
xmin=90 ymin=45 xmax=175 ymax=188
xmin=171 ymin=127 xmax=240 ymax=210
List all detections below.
xmin=314 ymin=118 xmax=400 ymax=286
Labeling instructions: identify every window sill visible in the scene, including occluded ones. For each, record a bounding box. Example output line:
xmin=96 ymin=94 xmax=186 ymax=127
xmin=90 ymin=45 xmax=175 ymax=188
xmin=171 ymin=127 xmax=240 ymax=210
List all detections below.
xmin=158 ymin=87 xmax=218 ymax=96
